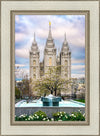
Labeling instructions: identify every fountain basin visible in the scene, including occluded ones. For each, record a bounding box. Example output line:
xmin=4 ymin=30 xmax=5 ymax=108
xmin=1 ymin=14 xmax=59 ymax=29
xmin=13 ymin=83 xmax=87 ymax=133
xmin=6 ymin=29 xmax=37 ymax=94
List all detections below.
xmin=41 ymin=94 xmax=61 ymax=106
xmin=15 ymin=99 xmax=85 ymax=117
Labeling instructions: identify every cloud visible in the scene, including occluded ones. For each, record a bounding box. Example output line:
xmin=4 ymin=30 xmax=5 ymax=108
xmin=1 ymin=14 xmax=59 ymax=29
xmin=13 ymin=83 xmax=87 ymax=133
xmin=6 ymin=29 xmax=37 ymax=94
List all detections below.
xmin=15 ymin=64 xmax=26 ymax=67
xmin=71 ymin=74 xmax=85 ymax=78
xmin=15 ymin=48 xmax=29 ymax=59
xmin=15 ymin=15 xmax=85 ymax=77
xmin=71 ymin=58 xmax=85 ymax=64
xmin=15 ymin=15 xmax=85 ymax=47
xmin=71 ymin=65 xmax=85 ymax=70
xmin=15 ymin=33 xmax=27 ymax=42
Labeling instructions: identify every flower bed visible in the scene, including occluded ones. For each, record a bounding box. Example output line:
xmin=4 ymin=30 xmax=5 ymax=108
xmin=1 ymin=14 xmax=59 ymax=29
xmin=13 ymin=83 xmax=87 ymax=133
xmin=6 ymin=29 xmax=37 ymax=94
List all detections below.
xmin=15 ymin=110 xmax=85 ymax=121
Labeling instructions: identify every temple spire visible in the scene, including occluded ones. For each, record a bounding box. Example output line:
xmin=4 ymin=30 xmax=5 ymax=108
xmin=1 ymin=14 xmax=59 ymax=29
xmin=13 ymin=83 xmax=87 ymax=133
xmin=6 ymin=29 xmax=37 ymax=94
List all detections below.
xmin=34 ymin=32 xmax=36 ymax=42
xmin=64 ymin=33 xmax=67 ymax=44
xmin=33 ymin=32 xmax=37 ymax=44
xmin=48 ymin=21 xmax=52 ymax=39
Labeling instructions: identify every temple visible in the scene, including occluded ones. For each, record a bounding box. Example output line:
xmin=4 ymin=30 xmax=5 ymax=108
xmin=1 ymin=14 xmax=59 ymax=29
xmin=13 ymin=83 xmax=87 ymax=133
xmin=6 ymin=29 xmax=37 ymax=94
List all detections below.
xmin=29 ymin=22 xmax=71 ymax=81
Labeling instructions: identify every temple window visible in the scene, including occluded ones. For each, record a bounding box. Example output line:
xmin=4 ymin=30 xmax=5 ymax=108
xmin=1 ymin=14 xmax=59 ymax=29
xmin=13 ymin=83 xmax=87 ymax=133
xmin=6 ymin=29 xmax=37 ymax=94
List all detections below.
xmin=49 ymin=57 xmax=52 ymax=66
xmin=33 ymin=60 xmax=36 ymax=65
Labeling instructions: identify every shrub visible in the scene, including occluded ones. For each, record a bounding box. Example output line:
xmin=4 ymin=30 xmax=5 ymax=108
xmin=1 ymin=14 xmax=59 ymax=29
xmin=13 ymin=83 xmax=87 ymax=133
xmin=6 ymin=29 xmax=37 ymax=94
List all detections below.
xmin=15 ymin=110 xmax=85 ymax=121
xmin=74 ymin=99 xmax=85 ymax=103
xmin=52 ymin=111 xmax=69 ymax=121
xmin=32 ymin=110 xmax=48 ymax=121
xmin=52 ymin=111 xmax=85 ymax=121
xmin=15 ymin=114 xmax=28 ymax=121
xmin=69 ymin=111 xmax=85 ymax=121
xmin=15 ymin=111 xmax=49 ymax=121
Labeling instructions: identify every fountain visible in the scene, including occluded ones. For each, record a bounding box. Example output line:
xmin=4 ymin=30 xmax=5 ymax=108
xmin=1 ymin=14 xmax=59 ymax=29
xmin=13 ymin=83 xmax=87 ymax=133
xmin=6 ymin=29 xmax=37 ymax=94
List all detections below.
xmin=41 ymin=94 xmax=61 ymax=106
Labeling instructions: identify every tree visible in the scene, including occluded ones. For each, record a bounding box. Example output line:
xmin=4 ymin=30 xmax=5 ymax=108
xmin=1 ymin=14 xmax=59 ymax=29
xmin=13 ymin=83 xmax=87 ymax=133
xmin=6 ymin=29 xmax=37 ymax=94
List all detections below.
xmin=32 ymin=66 xmax=71 ymax=96
xmin=22 ymin=77 xmax=30 ymax=97
xmin=15 ymin=87 xmax=21 ymax=99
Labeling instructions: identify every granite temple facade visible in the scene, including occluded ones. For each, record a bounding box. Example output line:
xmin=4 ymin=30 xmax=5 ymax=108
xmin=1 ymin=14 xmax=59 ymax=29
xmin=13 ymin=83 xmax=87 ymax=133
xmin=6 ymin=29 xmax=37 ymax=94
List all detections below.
xmin=29 ymin=23 xmax=71 ymax=81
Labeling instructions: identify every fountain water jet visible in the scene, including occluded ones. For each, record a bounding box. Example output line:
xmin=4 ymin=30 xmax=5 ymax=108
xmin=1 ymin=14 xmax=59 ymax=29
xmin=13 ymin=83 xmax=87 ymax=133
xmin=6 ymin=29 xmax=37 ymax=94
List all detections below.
xmin=41 ymin=94 xmax=61 ymax=106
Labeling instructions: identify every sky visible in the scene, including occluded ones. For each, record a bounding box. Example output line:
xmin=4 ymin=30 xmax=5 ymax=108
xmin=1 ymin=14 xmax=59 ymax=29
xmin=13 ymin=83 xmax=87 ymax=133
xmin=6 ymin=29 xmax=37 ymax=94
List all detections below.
xmin=15 ymin=15 xmax=85 ymax=80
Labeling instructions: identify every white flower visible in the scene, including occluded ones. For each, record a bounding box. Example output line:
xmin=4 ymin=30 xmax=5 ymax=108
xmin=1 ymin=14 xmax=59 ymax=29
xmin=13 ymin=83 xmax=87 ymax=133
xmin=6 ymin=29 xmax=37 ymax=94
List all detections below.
xmin=37 ymin=116 xmax=39 ymax=119
xmin=71 ymin=114 xmax=74 ymax=117
xmin=30 ymin=116 xmax=33 ymax=119
xmin=43 ymin=118 xmax=46 ymax=121
xmin=19 ymin=115 xmax=24 ymax=118
xmin=65 ymin=115 xmax=68 ymax=119
xmin=25 ymin=119 xmax=27 ymax=121
xmin=51 ymin=118 xmax=54 ymax=121
xmin=47 ymin=119 xmax=49 ymax=121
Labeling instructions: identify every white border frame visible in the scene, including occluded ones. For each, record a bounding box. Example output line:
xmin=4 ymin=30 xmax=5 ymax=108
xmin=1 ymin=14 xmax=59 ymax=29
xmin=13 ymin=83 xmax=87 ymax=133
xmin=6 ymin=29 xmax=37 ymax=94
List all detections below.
xmin=1 ymin=1 xmax=99 ymax=135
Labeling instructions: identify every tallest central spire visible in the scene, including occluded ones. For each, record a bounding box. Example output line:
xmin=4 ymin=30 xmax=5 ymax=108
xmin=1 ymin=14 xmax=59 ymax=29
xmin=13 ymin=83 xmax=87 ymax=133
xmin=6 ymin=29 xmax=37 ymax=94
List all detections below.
xmin=48 ymin=21 xmax=52 ymax=39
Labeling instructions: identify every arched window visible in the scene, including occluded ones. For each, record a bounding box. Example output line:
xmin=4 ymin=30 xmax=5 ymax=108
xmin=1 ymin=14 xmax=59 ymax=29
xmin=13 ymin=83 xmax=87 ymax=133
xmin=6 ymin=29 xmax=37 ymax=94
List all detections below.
xmin=49 ymin=57 xmax=52 ymax=66
xmin=65 ymin=60 xmax=68 ymax=66
xmin=33 ymin=60 xmax=36 ymax=65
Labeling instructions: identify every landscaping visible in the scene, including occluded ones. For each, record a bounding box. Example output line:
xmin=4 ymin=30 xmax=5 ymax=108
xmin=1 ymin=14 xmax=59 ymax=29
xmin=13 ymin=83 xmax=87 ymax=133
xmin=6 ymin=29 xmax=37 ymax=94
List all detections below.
xmin=15 ymin=110 xmax=85 ymax=121
xmin=74 ymin=99 xmax=85 ymax=103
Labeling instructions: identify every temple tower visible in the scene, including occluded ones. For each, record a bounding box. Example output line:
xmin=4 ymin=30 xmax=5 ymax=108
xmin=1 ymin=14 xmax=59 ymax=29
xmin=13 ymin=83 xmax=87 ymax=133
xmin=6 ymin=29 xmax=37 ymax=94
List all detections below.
xmin=61 ymin=33 xmax=71 ymax=80
xmin=44 ymin=22 xmax=56 ymax=74
xmin=29 ymin=33 xmax=40 ymax=80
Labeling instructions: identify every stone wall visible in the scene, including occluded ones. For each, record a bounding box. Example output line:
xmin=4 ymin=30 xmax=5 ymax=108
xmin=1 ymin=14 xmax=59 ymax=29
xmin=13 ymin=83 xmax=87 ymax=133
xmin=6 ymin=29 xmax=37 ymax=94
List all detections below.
xmin=15 ymin=107 xmax=85 ymax=118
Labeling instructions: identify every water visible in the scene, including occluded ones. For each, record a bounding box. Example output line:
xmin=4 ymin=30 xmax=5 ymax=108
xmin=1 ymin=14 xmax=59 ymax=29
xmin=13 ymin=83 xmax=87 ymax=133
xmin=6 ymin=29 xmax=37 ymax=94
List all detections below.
xmin=15 ymin=99 xmax=85 ymax=107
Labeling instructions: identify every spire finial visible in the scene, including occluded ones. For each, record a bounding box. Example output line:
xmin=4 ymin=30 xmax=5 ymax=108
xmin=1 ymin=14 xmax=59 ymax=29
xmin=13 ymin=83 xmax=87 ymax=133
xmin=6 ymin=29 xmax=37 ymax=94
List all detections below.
xmin=49 ymin=21 xmax=51 ymax=26
xmin=48 ymin=21 xmax=52 ymax=39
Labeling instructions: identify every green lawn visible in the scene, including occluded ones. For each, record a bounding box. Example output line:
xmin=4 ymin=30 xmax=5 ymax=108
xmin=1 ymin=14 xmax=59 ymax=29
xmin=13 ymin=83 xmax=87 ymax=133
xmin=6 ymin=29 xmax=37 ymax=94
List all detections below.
xmin=74 ymin=99 xmax=85 ymax=103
